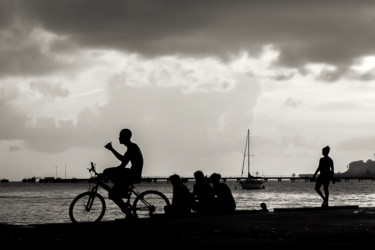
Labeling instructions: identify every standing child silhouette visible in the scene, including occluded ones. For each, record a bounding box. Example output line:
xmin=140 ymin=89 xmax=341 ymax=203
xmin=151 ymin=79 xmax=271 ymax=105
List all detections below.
xmin=313 ymin=146 xmax=334 ymax=207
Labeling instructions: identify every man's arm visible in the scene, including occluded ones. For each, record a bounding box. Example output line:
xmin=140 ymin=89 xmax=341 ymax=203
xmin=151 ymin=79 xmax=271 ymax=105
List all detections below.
xmin=313 ymin=168 xmax=319 ymax=178
xmin=105 ymin=142 xmax=129 ymax=167
xmin=313 ymin=166 xmax=319 ymax=178
xmin=313 ymin=159 xmax=321 ymax=178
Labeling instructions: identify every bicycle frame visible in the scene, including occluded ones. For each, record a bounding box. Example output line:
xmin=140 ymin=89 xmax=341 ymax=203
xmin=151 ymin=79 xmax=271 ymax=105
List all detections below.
xmin=89 ymin=178 xmax=157 ymax=215
xmin=87 ymin=173 xmax=140 ymax=209
xmin=69 ymin=162 xmax=171 ymax=223
xmin=88 ymin=162 xmax=141 ymax=201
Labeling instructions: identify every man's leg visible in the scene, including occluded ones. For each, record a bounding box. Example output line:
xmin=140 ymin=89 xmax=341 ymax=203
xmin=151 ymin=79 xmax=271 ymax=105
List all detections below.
xmin=108 ymin=190 xmax=125 ymax=210
xmin=315 ymin=180 xmax=326 ymax=205
xmin=323 ymin=180 xmax=330 ymax=206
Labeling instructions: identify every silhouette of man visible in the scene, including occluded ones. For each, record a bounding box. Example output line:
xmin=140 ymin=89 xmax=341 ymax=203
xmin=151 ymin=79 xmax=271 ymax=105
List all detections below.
xmin=103 ymin=129 xmax=143 ymax=217
xmin=313 ymin=146 xmax=334 ymax=207
xmin=192 ymin=170 xmax=214 ymax=214
xmin=165 ymin=174 xmax=193 ymax=216
xmin=210 ymin=173 xmax=236 ymax=213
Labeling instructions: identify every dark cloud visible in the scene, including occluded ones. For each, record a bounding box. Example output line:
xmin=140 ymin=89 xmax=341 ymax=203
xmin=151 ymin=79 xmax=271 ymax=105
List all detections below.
xmin=7 ymin=0 xmax=374 ymax=70
xmin=0 ymin=19 xmax=82 ymax=77
xmin=1 ymin=1 xmax=374 ymax=79
xmin=271 ymin=71 xmax=295 ymax=81
xmin=0 ymin=0 xmax=16 ymax=29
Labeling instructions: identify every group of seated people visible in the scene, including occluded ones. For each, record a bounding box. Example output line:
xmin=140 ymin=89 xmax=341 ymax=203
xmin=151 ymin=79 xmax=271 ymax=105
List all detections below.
xmin=165 ymin=170 xmax=236 ymax=216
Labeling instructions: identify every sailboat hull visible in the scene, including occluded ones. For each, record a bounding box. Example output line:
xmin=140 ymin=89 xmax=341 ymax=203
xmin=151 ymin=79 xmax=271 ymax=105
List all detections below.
xmin=239 ymin=179 xmax=265 ymax=189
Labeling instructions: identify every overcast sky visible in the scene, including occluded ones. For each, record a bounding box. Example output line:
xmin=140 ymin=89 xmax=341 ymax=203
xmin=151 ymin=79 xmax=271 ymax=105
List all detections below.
xmin=1 ymin=0 xmax=375 ymax=181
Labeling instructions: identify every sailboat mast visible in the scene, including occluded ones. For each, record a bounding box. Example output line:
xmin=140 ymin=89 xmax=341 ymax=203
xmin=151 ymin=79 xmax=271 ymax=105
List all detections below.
xmin=241 ymin=131 xmax=247 ymax=177
xmin=247 ymin=129 xmax=250 ymax=177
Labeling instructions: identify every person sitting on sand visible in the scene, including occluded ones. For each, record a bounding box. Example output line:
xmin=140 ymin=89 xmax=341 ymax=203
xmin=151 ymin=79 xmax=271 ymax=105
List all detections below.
xmin=210 ymin=173 xmax=236 ymax=213
xmin=260 ymin=202 xmax=269 ymax=212
xmin=165 ymin=174 xmax=193 ymax=216
xmin=313 ymin=146 xmax=334 ymax=207
xmin=192 ymin=170 xmax=215 ymax=214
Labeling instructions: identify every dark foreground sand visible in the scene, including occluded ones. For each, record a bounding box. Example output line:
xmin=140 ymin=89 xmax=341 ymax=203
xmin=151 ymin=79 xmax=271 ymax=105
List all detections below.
xmin=2 ymin=206 xmax=375 ymax=248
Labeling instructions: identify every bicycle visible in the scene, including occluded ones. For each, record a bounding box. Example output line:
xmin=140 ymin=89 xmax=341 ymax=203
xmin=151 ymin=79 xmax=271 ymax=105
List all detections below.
xmin=69 ymin=162 xmax=171 ymax=223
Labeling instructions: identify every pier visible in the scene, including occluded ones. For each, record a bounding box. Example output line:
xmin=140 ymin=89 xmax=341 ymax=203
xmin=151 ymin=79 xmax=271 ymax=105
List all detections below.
xmin=16 ymin=175 xmax=375 ymax=184
xmin=140 ymin=175 xmax=375 ymax=183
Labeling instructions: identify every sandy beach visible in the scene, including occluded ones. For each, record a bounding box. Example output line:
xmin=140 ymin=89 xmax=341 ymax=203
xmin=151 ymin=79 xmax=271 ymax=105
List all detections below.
xmin=2 ymin=205 xmax=375 ymax=248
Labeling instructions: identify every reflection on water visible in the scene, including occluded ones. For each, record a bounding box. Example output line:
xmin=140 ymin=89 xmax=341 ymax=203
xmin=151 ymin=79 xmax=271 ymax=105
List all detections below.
xmin=1 ymin=180 xmax=374 ymax=225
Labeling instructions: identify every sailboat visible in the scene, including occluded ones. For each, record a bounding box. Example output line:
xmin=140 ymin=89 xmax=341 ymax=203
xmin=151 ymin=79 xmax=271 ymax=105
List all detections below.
xmin=239 ymin=129 xmax=265 ymax=189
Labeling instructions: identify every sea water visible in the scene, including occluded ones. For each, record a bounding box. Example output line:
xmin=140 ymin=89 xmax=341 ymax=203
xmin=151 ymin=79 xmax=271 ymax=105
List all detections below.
xmin=1 ymin=180 xmax=374 ymax=225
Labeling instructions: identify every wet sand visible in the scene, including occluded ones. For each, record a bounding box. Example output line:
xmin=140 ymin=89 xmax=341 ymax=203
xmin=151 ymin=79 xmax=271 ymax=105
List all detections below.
xmin=2 ymin=206 xmax=375 ymax=248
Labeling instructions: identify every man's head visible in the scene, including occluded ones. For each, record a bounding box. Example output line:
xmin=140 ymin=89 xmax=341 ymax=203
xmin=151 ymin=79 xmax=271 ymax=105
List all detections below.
xmin=210 ymin=173 xmax=221 ymax=184
xmin=119 ymin=129 xmax=132 ymax=145
xmin=169 ymin=174 xmax=182 ymax=186
xmin=322 ymin=146 xmax=330 ymax=156
xmin=194 ymin=170 xmax=205 ymax=183
xmin=260 ymin=202 xmax=267 ymax=210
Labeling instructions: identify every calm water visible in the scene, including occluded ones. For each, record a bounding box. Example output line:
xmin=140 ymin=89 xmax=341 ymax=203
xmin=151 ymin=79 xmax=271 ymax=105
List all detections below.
xmin=1 ymin=180 xmax=374 ymax=225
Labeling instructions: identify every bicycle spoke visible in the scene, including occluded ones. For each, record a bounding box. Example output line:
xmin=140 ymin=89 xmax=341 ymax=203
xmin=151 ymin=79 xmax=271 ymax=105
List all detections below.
xmin=69 ymin=192 xmax=106 ymax=223
xmin=134 ymin=206 xmax=149 ymax=211
xmin=132 ymin=190 xmax=170 ymax=219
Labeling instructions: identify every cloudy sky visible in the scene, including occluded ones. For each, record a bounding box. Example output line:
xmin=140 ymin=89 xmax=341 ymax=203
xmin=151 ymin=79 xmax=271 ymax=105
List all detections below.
xmin=1 ymin=0 xmax=375 ymax=181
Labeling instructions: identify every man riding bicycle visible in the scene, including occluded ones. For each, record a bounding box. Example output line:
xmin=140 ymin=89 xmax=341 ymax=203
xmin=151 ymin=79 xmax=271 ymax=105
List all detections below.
xmin=103 ymin=128 xmax=143 ymax=218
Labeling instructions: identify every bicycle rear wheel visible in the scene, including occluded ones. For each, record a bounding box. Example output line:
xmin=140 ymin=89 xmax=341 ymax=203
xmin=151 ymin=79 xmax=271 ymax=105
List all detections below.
xmin=69 ymin=191 xmax=106 ymax=223
xmin=132 ymin=190 xmax=170 ymax=219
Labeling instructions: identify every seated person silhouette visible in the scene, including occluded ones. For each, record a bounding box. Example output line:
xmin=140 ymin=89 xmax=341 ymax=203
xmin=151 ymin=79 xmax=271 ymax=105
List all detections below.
xmin=165 ymin=174 xmax=193 ymax=216
xmin=210 ymin=173 xmax=236 ymax=213
xmin=260 ymin=202 xmax=269 ymax=212
xmin=192 ymin=170 xmax=215 ymax=214
xmin=103 ymin=129 xmax=143 ymax=218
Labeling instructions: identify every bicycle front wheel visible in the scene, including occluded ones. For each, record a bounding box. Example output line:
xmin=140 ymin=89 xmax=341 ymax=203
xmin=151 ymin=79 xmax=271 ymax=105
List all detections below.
xmin=132 ymin=190 xmax=171 ymax=219
xmin=69 ymin=191 xmax=106 ymax=223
